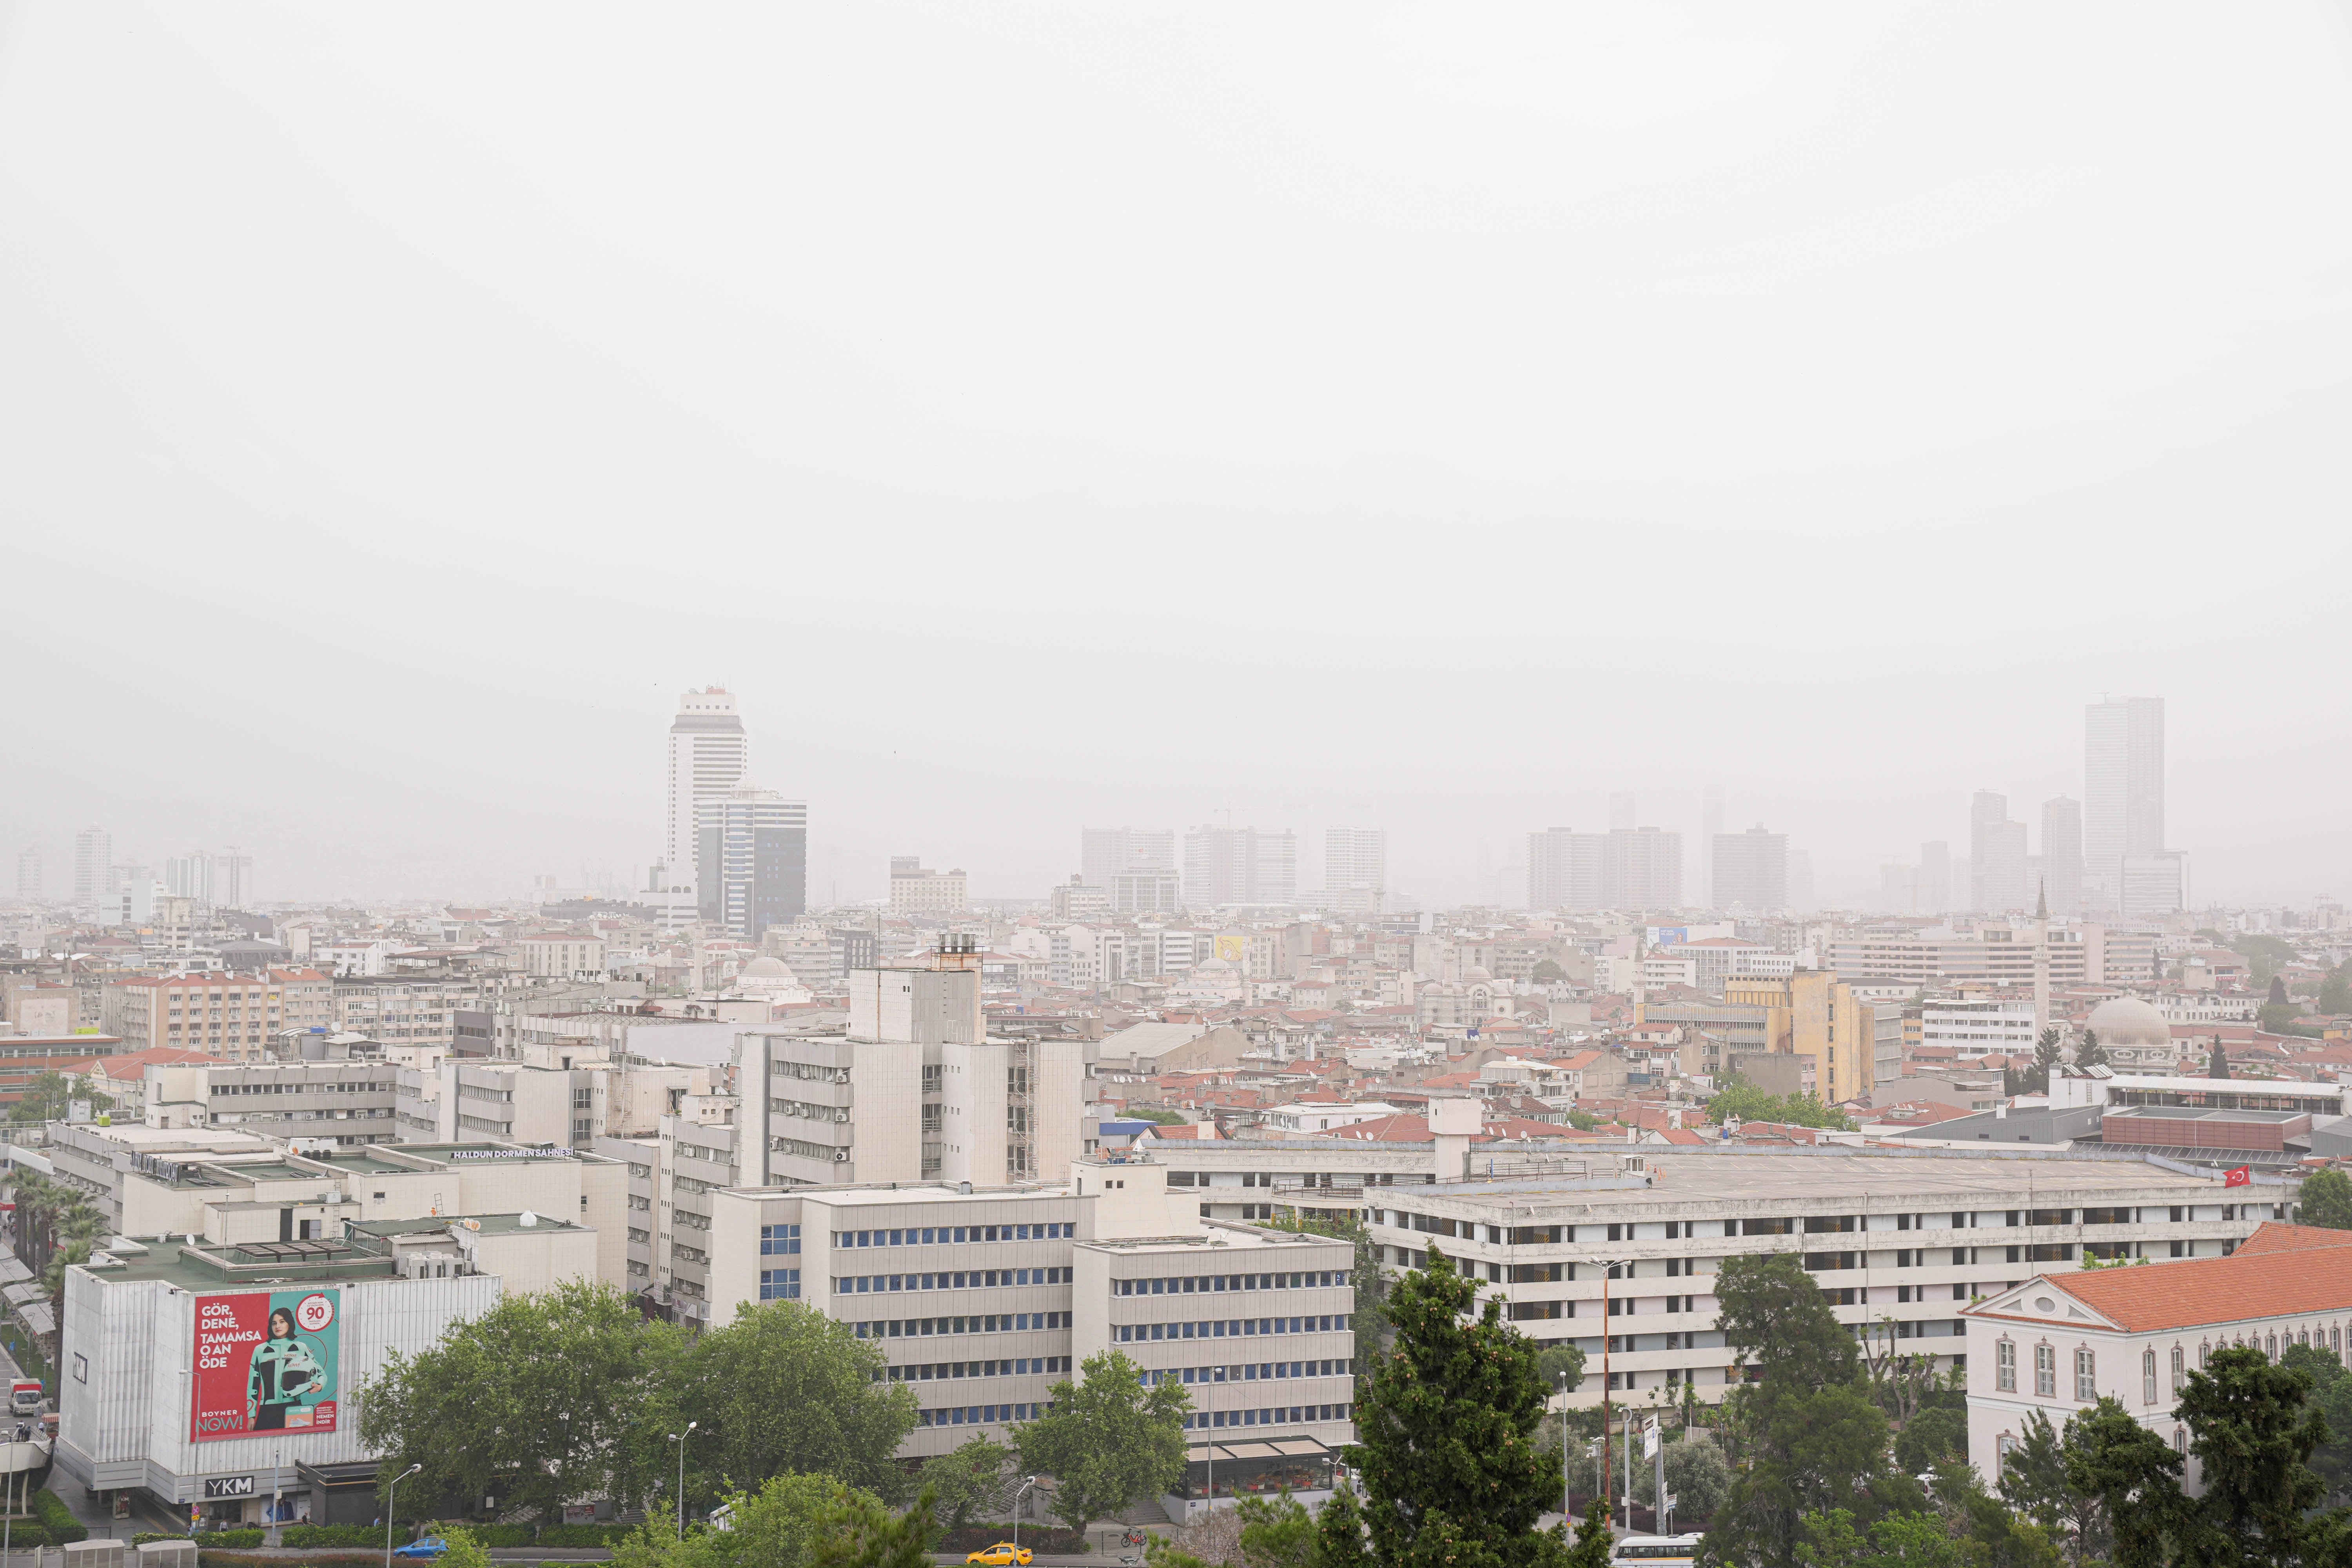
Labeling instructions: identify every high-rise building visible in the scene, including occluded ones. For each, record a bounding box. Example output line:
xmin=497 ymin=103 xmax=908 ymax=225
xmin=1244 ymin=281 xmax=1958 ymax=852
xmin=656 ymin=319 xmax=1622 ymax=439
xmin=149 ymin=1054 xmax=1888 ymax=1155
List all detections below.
xmin=1081 ymin=827 xmax=1175 ymax=889
xmin=1917 ymin=841 xmax=1951 ymax=913
xmin=2122 ymin=851 xmax=2187 ymax=916
xmin=695 ymin=785 xmax=808 ymax=938
xmin=1526 ymin=828 xmax=1603 ymax=912
xmin=1711 ymin=824 xmax=1788 ymax=911
xmin=14 ymin=846 xmax=39 ymax=902
xmin=1878 ymin=864 xmax=1916 ymax=913
xmin=664 ymin=688 xmax=750 ymax=896
xmin=1969 ymin=792 xmax=2028 ymax=913
xmin=73 ymin=827 xmax=110 ymax=911
xmin=2085 ymin=695 xmax=2165 ymax=913
xmin=165 ymin=851 xmax=213 ymax=902
xmin=1323 ymin=826 xmax=1387 ymax=894
xmin=2039 ymin=797 xmax=2083 ymax=915
xmin=1699 ymin=785 xmax=1724 ymax=917
xmin=887 ymin=857 xmax=966 ymax=917
xmin=1108 ymin=868 xmax=1180 ymax=915
xmin=1182 ymin=826 xmax=1297 ymax=908
xmin=1602 ymin=826 xmax=1682 ymax=911
xmin=215 ymin=847 xmax=253 ymax=909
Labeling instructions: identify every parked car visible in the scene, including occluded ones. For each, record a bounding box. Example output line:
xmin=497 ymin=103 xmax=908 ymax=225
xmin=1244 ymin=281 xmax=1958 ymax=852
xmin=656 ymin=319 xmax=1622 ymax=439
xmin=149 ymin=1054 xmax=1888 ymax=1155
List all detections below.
xmin=394 ymin=1539 xmax=446 ymax=1559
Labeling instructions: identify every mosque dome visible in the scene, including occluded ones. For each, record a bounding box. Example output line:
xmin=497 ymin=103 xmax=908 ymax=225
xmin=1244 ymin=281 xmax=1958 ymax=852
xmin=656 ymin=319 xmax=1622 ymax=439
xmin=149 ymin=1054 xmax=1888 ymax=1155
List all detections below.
xmin=1464 ymin=965 xmax=1494 ymax=983
xmin=2084 ymin=995 xmax=2171 ymax=1049
xmin=740 ymin=955 xmax=791 ymax=980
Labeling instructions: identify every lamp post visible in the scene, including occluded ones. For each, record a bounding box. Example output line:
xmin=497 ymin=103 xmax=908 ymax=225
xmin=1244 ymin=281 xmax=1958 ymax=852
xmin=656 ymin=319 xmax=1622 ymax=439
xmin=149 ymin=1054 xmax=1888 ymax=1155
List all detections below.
xmin=667 ymin=1422 xmax=697 ymax=1539
xmin=1592 ymin=1258 xmax=1630 ymax=1532
xmin=385 ymin=1462 xmax=421 ymax=1568
xmin=1013 ymin=1477 xmax=1038 ymax=1554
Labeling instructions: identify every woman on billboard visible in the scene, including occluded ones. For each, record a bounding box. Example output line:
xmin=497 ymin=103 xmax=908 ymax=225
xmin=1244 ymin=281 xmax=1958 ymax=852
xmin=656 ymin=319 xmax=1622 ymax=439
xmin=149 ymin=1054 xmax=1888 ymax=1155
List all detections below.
xmin=247 ymin=1308 xmax=329 ymax=1430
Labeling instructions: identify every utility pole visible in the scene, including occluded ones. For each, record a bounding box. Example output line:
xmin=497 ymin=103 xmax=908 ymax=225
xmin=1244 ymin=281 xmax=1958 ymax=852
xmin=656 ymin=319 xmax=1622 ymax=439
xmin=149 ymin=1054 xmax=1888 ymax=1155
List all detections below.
xmin=1595 ymin=1257 xmax=1630 ymax=1530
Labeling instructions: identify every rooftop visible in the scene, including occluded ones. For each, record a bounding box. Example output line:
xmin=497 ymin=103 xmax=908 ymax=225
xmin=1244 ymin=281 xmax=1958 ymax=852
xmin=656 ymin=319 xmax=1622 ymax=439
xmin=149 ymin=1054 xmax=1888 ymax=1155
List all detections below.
xmin=1975 ymin=1224 xmax=2352 ymax=1333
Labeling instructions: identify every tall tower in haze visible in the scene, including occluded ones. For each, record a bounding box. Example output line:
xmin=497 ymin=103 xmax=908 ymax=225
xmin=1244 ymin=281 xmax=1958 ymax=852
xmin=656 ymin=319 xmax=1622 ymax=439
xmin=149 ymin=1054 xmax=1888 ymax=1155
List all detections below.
xmin=73 ymin=827 xmax=111 ymax=912
xmin=2039 ymin=797 xmax=2083 ymax=916
xmin=664 ymin=688 xmax=750 ymax=896
xmin=2084 ymin=695 xmax=2165 ymax=913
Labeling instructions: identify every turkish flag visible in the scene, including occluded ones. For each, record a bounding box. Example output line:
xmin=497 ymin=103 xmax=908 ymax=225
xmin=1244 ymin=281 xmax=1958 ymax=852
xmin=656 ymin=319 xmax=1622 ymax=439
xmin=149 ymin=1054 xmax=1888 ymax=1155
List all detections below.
xmin=2225 ymin=1167 xmax=2252 ymax=1188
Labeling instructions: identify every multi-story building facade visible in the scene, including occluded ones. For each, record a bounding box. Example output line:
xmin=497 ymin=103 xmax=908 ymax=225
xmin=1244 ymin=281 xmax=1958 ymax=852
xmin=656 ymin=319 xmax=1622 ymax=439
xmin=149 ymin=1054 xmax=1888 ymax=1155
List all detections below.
xmin=664 ymin=686 xmax=750 ymax=902
xmin=151 ymin=1059 xmax=400 ymax=1146
xmin=101 ymin=969 xmax=337 ymax=1061
xmin=1360 ymin=1148 xmax=2280 ymax=1408
xmin=1323 ymin=828 xmax=1387 ymax=898
xmin=521 ymin=935 xmax=608 ymax=978
xmin=1710 ymin=826 xmax=1788 ymax=913
xmin=1919 ymin=994 xmax=2040 ymax=1055
xmin=1082 ymin=828 xmax=1178 ymax=892
xmin=1183 ymin=827 xmax=1298 ymax=910
xmin=1650 ymin=970 xmax=1898 ymax=1100
xmin=706 ymin=1149 xmax=1357 ymax=1497
xmin=334 ymin=976 xmax=464 ymax=1052
xmin=1527 ymin=829 xmax=1603 ymax=913
xmin=698 ymin=787 xmax=808 ymax=938
xmin=2085 ymin=694 xmax=2165 ymax=916
xmin=1602 ymin=827 xmax=1682 ymax=911
xmin=1963 ymin=1220 xmax=2336 ymax=1483
xmin=889 ymin=858 xmax=968 ymax=916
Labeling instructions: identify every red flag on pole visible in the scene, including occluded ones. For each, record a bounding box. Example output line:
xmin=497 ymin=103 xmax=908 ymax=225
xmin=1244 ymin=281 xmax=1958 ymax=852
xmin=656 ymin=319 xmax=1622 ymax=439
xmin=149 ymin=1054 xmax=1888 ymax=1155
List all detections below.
xmin=2225 ymin=1166 xmax=2252 ymax=1188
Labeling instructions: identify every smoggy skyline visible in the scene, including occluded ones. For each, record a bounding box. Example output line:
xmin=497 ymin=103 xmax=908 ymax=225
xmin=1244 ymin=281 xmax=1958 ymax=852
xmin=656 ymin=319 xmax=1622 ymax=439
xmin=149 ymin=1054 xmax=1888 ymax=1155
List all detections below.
xmin=4 ymin=5 xmax=2348 ymax=906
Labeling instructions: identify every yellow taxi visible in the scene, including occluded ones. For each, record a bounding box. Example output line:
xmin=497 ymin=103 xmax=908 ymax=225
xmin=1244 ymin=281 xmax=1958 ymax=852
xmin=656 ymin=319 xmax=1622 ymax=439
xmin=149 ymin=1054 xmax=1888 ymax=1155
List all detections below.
xmin=966 ymin=1546 xmax=1033 ymax=1566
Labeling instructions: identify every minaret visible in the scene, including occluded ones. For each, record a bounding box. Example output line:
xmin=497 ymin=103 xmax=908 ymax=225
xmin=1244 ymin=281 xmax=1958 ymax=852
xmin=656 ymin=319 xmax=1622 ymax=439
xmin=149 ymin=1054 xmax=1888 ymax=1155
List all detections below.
xmin=2033 ymin=877 xmax=2051 ymax=1054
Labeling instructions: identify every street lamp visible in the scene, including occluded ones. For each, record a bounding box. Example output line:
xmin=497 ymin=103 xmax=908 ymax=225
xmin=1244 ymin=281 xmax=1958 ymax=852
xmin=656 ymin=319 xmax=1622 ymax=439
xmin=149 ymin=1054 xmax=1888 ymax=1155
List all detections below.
xmin=667 ymin=1422 xmax=698 ymax=1539
xmin=1013 ymin=1477 xmax=1038 ymax=1555
xmin=1590 ymin=1259 xmax=1631 ymax=1532
xmin=385 ymin=1463 xmax=422 ymax=1568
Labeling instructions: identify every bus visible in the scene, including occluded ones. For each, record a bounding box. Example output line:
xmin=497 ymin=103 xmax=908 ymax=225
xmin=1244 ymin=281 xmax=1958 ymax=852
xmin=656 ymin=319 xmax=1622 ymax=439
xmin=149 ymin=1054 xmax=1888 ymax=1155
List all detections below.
xmin=1610 ymin=1535 xmax=1702 ymax=1565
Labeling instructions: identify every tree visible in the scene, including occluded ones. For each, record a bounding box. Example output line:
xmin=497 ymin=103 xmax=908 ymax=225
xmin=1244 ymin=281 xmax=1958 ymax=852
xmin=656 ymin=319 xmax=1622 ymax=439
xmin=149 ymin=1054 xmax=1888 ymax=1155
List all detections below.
xmin=2271 ymin=975 xmax=2291 ymax=1006
xmin=357 ymin=1278 xmax=677 ymax=1523
xmin=2176 ymin=1345 xmax=2329 ymax=1567
xmin=808 ymin=1483 xmax=936 ymax=1568
xmin=2074 ymin=1030 xmax=2107 ymax=1071
xmin=661 ymin=1299 xmax=918 ymax=1510
xmin=1532 ymin=960 xmax=1566 ymax=985
xmin=1563 ymin=1499 xmax=1614 ymax=1568
xmin=2018 ymin=1029 xmax=2063 ymax=1096
xmin=1537 ymin=1343 xmax=1587 ymax=1397
xmin=1564 ymin=1109 xmax=1601 ymax=1133
xmin=1013 ymin=1349 xmax=1189 ymax=1534
xmin=922 ymin=1436 xmax=1012 ymax=1534
xmin=1705 ymin=1083 xmax=1857 ymax=1132
xmin=2320 ymin=963 xmax=2352 ymax=1019
xmin=1349 ymin=1245 xmax=1569 ymax=1568
xmin=1704 ymin=1255 xmax=1896 ymax=1568
xmin=1797 ymin=1508 xmax=1971 ymax=1568
xmin=2209 ymin=1040 xmax=2232 ymax=1080
xmin=1994 ymin=1410 xmax=2067 ymax=1541
xmin=433 ymin=1531 xmax=494 ymax=1568
xmin=1891 ymin=1408 xmax=1965 ymax=1476
xmin=6 ymin=1071 xmax=110 ymax=1125
xmin=1631 ymin=1438 xmax=1732 ymax=1530
xmin=1234 ymin=1490 xmax=1319 ymax=1568
xmin=2285 ymin=1342 xmax=2352 ymax=1505
xmin=1314 ymin=1479 xmax=1372 ymax=1568
xmin=2062 ymin=1395 xmax=2193 ymax=1568
xmin=2304 ymin=1170 xmax=2352 ymax=1231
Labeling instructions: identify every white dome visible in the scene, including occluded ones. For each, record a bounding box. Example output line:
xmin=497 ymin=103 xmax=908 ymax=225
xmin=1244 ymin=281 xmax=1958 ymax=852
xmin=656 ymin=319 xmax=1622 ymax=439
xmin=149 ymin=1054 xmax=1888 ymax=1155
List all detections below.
xmin=2085 ymin=996 xmax=2171 ymax=1048
xmin=740 ymin=956 xmax=790 ymax=979
xmin=1464 ymin=965 xmax=1494 ymax=982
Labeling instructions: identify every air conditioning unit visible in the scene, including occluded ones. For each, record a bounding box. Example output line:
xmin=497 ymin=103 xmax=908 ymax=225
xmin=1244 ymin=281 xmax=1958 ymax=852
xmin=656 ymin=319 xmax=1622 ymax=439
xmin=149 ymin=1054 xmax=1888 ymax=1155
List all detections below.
xmin=399 ymin=1250 xmax=464 ymax=1281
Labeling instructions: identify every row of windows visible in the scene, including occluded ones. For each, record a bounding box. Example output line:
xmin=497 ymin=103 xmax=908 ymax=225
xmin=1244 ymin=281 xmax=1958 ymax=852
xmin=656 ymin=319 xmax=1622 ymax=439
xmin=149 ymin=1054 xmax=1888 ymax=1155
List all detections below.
xmin=771 ymin=1060 xmax=852 ymax=1083
xmin=916 ymin=1403 xmax=1042 ymax=1427
xmin=886 ymin=1356 xmax=1069 ymax=1383
xmin=1185 ymin=1403 xmax=1348 ymax=1430
xmin=1996 ymin=1327 xmax=2349 ymax=1401
xmin=1114 ymin=1315 xmax=1345 ymax=1343
xmin=758 ymin=1269 xmax=800 ymax=1301
xmin=760 ymin=1225 xmax=802 ymax=1255
xmin=1118 ymin=1270 xmax=1348 ymax=1296
xmin=852 ymin=1312 xmax=1067 ymax=1339
xmin=1142 ymin=1359 xmax=1352 ymax=1387
xmin=837 ymin=1223 xmax=1074 ymax=1247
xmin=837 ymin=1267 xmax=1070 ymax=1294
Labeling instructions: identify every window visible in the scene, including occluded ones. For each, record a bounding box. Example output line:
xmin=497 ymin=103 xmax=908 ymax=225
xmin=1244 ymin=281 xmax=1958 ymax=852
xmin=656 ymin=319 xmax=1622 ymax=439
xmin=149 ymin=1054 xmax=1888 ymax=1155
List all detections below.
xmin=1998 ymin=1434 xmax=2018 ymax=1469
xmin=2035 ymin=1345 xmax=2056 ymax=1398
xmin=761 ymin=1224 xmax=802 ymax=1256
xmin=2143 ymin=1349 xmax=2157 ymax=1405
xmin=2173 ymin=1427 xmax=2187 ymax=1456
xmin=2076 ymin=1348 xmax=2096 ymax=1401
xmin=2171 ymin=1347 xmax=2185 ymax=1394
xmin=759 ymin=1268 xmax=801 ymax=1301
xmin=1996 ymin=1340 xmax=2016 ymax=1392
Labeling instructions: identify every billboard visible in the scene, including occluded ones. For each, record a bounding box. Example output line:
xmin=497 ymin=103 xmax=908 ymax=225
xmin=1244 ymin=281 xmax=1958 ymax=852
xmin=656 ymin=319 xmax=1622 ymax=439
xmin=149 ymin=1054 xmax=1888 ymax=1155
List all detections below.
xmin=1214 ymin=935 xmax=1246 ymax=962
xmin=191 ymin=1289 xmax=340 ymax=1443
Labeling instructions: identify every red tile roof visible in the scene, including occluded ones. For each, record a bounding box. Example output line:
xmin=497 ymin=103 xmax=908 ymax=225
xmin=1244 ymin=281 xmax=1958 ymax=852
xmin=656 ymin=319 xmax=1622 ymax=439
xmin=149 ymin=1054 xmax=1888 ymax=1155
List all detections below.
xmin=2007 ymin=1233 xmax=2352 ymax=1332
xmin=2230 ymin=1221 xmax=2352 ymax=1258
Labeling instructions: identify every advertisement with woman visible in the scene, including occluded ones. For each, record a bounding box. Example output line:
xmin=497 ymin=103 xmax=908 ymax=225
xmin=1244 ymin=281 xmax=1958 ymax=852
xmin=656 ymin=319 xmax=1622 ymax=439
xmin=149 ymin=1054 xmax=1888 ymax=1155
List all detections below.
xmin=190 ymin=1289 xmax=340 ymax=1442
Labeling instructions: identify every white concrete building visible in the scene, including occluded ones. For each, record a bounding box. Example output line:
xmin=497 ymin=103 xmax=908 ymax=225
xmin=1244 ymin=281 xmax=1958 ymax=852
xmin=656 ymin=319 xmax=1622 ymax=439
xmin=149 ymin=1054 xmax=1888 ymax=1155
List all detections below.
xmin=1963 ymin=1220 xmax=2341 ymax=1484
xmin=664 ymin=687 xmax=750 ymax=902
xmin=1919 ymin=995 xmax=2038 ymax=1055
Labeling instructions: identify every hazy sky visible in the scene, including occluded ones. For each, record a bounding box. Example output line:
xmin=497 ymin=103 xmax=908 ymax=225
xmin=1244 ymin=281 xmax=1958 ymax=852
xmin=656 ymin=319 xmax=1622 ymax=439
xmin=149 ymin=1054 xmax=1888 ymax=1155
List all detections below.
xmin=5 ymin=4 xmax=2350 ymax=908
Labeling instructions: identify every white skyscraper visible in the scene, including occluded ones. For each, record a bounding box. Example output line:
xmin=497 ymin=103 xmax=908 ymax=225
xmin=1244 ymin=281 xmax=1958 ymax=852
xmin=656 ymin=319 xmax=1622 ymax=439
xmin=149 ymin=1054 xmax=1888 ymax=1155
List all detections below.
xmin=15 ymin=846 xmax=40 ymax=902
xmin=1080 ymin=827 xmax=1176 ymax=888
xmin=1182 ymin=825 xmax=1297 ymax=908
xmin=1323 ymin=826 xmax=1387 ymax=894
xmin=2085 ymin=695 xmax=2165 ymax=913
xmin=663 ymin=688 xmax=750 ymax=895
xmin=1711 ymin=824 xmax=1788 ymax=911
xmin=1526 ymin=828 xmax=1603 ymax=911
xmin=165 ymin=852 xmax=213 ymax=902
xmin=73 ymin=827 xmax=110 ymax=911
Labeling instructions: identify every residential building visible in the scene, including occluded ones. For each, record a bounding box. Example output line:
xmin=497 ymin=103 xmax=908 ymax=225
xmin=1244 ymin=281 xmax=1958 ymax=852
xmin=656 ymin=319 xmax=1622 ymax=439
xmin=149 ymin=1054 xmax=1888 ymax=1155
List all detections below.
xmin=1526 ymin=829 xmax=1603 ymax=913
xmin=151 ymin=1058 xmax=399 ymax=1146
xmin=74 ymin=827 xmax=111 ymax=911
xmin=2085 ymin=695 xmax=2165 ymax=915
xmin=15 ymin=845 xmax=39 ymax=902
xmin=1652 ymin=970 xmax=1895 ymax=1100
xmin=1710 ymin=826 xmax=1788 ymax=912
xmin=888 ymin=857 xmax=967 ymax=916
xmin=1082 ymin=827 xmax=1177 ymax=890
xmin=1184 ymin=827 xmax=1298 ymax=909
xmin=101 ymin=970 xmax=336 ymax=1061
xmin=697 ymin=786 xmax=809 ymax=937
xmin=1963 ymin=1220 xmax=2337 ymax=1484
xmin=521 ymin=935 xmax=608 ymax=979
xmin=1602 ymin=827 xmax=1682 ymax=911
xmin=1048 ymin=879 xmax=1113 ymax=922
xmin=1918 ymin=841 xmax=1952 ymax=914
xmin=1323 ymin=828 xmax=1387 ymax=897
xmin=2040 ymin=797 xmax=2084 ymax=916
xmin=1111 ymin=868 xmax=1183 ymax=916
xmin=334 ymin=976 xmax=461 ymax=1053
xmin=2122 ymin=852 xmax=2188 ymax=917
xmin=1972 ymin=792 xmax=2028 ymax=913
xmin=664 ymin=686 xmax=750 ymax=900
xmin=1919 ymin=995 xmax=2038 ymax=1056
